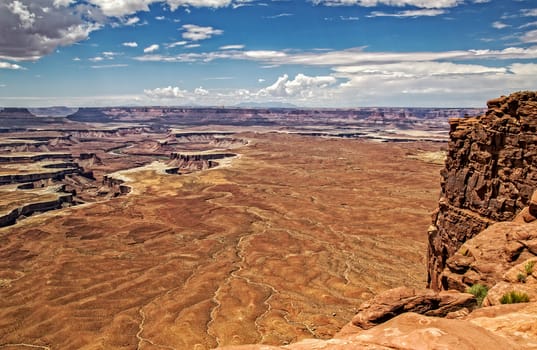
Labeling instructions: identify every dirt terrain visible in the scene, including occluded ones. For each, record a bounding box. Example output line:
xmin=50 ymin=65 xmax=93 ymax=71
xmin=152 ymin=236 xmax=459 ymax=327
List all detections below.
xmin=0 ymin=132 xmax=442 ymax=349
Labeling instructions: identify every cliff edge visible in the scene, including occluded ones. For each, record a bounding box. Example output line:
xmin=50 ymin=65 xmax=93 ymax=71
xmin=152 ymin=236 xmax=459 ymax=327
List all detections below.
xmin=428 ymin=91 xmax=537 ymax=290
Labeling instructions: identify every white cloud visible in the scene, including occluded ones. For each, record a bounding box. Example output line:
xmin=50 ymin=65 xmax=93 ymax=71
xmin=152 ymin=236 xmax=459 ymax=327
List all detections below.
xmin=519 ymin=21 xmax=537 ymax=29
xmin=166 ymin=0 xmax=232 ymax=11
xmin=0 ymin=61 xmax=25 ymax=70
xmin=185 ymin=44 xmax=201 ymax=48
xmin=310 ymin=0 xmax=462 ymax=9
xmin=332 ymin=61 xmax=507 ymax=77
xmin=522 ymin=9 xmax=537 ymax=17
xmin=73 ymin=57 xmax=81 ymax=61
xmin=8 ymin=1 xmax=35 ymax=29
xmin=102 ymin=51 xmax=120 ymax=59
xmin=521 ymin=29 xmax=537 ymax=43
xmin=265 ymin=13 xmax=294 ymax=19
xmin=492 ymin=21 xmax=509 ymax=29
xmin=367 ymin=9 xmax=446 ymax=17
xmin=144 ymin=86 xmax=187 ymax=99
xmin=181 ymin=24 xmax=223 ymax=41
xmin=91 ymin=64 xmax=128 ymax=69
xmin=124 ymin=16 xmax=141 ymax=26
xmin=167 ymin=41 xmax=188 ymax=48
xmin=53 ymin=0 xmax=75 ymax=7
xmin=155 ymin=15 xmax=166 ymax=20
xmin=243 ymin=50 xmax=287 ymax=59
xmin=144 ymin=44 xmax=160 ymax=53
xmin=220 ymin=44 xmax=245 ymax=50
xmin=258 ymin=73 xmax=337 ymax=98
xmin=194 ymin=86 xmax=209 ymax=95
xmin=123 ymin=42 xmax=138 ymax=47
xmin=134 ymin=46 xmax=537 ymax=67
xmin=86 ymin=0 xmax=153 ymax=17
xmin=509 ymin=63 xmax=537 ymax=75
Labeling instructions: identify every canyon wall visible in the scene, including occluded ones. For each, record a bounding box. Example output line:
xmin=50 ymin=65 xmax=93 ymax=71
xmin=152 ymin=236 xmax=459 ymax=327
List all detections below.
xmin=428 ymin=91 xmax=537 ymax=290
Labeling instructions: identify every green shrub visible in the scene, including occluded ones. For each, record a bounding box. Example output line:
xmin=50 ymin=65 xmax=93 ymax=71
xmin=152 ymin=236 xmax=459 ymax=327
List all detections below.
xmin=525 ymin=260 xmax=535 ymax=275
xmin=466 ymin=283 xmax=488 ymax=306
xmin=500 ymin=291 xmax=530 ymax=304
xmin=517 ymin=273 xmax=527 ymax=283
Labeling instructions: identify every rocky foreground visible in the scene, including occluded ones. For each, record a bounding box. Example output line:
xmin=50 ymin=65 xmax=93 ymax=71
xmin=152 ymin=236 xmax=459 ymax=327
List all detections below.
xmin=219 ymin=91 xmax=537 ymax=349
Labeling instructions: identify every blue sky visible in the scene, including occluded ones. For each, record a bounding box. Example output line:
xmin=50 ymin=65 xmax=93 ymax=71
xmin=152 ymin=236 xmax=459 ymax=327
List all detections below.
xmin=0 ymin=0 xmax=537 ymax=107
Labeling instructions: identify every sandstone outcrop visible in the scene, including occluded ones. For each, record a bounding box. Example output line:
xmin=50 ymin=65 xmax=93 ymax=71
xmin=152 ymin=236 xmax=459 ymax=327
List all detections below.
xmin=349 ymin=287 xmax=476 ymax=330
xmin=440 ymin=219 xmax=537 ymax=290
xmin=219 ymin=303 xmax=537 ymax=350
xmin=428 ymin=91 xmax=537 ymax=290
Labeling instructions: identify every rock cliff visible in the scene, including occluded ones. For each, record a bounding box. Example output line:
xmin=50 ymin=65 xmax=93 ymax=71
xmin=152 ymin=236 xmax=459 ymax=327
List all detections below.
xmin=428 ymin=91 xmax=537 ymax=290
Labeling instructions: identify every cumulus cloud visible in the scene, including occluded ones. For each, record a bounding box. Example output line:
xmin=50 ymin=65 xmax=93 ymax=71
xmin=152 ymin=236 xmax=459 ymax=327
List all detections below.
xmin=123 ymin=41 xmax=138 ymax=47
xmin=194 ymin=86 xmax=209 ymax=95
xmin=144 ymin=44 xmax=160 ymax=53
xmin=86 ymin=0 xmax=153 ymax=17
xmin=0 ymin=0 xmax=245 ymax=62
xmin=166 ymin=0 xmax=232 ymax=11
xmin=181 ymin=24 xmax=223 ymax=41
xmin=53 ymin=0 xmax=75 ymax=7
xmin=258 ymin=73 xmax=337 ymax=98
xmin=0 ymin=0 xmax=101 ymax=61
xmin=144 ymin=86 xmax=187 ymax=99
xmin=8 ymin=1 xmax=36 ymax=29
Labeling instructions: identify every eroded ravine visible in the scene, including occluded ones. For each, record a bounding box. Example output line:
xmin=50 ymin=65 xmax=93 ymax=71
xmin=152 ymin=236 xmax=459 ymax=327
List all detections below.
xmin=0 ymin=133 xmax=442 ymax=349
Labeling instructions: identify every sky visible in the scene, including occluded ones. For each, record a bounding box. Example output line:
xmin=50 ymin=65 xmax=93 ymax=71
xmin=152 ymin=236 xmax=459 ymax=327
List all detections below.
xmin=0 ymin=0 xmax=537 ymax=108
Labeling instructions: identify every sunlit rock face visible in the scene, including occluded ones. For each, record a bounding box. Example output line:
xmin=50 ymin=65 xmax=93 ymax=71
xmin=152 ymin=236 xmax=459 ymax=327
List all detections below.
xmin=428 ymin=91 xmax=537 ymax=291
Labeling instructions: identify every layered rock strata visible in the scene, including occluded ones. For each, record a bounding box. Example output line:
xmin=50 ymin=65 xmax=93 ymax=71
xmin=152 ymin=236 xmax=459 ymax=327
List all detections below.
xmin=428 ymin=91 xmax=537 ymax=290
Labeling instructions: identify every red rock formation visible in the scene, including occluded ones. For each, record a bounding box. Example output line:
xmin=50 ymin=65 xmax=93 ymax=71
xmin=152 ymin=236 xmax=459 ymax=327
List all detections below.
xmin=428 ymin=91 xmax=537 ymax=290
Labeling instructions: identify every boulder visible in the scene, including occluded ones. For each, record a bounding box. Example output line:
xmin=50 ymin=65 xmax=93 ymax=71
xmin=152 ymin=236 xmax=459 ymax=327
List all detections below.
xmin=350 ymin=287 xmax=476 ymax=330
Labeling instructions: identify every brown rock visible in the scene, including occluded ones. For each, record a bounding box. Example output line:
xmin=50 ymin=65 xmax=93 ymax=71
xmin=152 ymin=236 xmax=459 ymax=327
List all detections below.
xmin=483 ymin=281 xmax=536 ymax=306
xmin=350 ymin=287 xmax=476 ymax=330
xmin=439 ymin=220 xmax=537 ymax=290
xmin=218 ymin=305 xmax=537 ymax=349
xmin=466 ymin=302 xmax=537 ymax=347
xmin=428 ymin=91 xmax=537 ymax=290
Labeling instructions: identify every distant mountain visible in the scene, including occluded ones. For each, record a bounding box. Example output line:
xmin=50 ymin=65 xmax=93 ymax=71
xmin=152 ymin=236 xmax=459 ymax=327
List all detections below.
xmin=234 ymin=101 xmax=299 ymax=109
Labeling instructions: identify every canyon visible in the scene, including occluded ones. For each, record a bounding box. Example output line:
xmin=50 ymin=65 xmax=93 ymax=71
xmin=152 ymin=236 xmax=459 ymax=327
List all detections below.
xmin=1 ymin=96 xmax=535 ymax=350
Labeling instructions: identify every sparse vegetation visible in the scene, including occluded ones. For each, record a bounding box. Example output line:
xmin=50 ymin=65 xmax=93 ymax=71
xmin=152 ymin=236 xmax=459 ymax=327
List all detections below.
xmin=466 ymin=283 xmax=488 ymax=306
xmin=525 ymin=260 xmax=535 ymax=275
xmin=517 ymin=273 xmax=527 ymax=283
xmin=500 ymin=291 xmax=530 ymax=304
